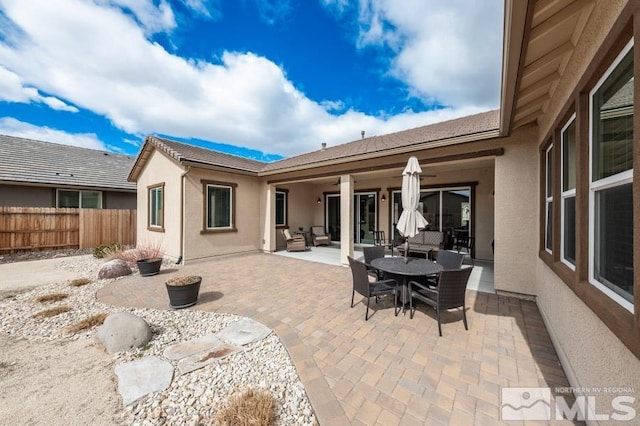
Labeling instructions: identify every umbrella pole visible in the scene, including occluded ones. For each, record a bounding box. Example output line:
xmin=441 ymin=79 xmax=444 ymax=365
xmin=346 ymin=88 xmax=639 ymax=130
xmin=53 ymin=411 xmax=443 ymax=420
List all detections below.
xmin=404 ymin=240 xmax=409 ymax=264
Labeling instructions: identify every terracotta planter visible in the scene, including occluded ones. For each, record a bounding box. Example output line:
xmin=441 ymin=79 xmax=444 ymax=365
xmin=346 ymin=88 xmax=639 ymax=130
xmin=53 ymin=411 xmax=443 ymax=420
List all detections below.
xmin=165 ymin=276 xmax=201 ymax=309
xmin=137 ymin=258 xmax=162 ymax=276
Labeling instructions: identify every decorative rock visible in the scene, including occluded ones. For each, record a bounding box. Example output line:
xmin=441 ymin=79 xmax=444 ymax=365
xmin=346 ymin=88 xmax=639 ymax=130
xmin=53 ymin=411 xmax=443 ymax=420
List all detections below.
xmin=214 ymin=318 xmax=271 ymax=346
xmin=98 ymin=259 xmax=132 ymax=279
xmin=177 ymin=344 xmax=243 ymax=375
xmin=96 ymin=312 xmax=152 ymax=354
xmin=115 ymin=356 xmax=174 ymax=405
xmin=162 ymin=334 xmax=222 ymax=360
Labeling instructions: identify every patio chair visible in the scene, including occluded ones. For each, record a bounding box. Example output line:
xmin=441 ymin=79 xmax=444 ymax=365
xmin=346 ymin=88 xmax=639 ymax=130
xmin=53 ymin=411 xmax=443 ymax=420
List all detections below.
xmin=408 ymin=267 xmax=474 ymax=335
xmin=311 ymin=226 xmax=331 ymax=246
xmin=456 ymin=235 xmax=475 ymax=265
xmin=363 ymin=245 xmax=386 ymax=280
xmin=426 ymin=250 xmax=465 ymax=286
xmin=348 ymin=256 xmax=399 ymax=321
xmin=282 ymin=229 xmax=306 ymax=252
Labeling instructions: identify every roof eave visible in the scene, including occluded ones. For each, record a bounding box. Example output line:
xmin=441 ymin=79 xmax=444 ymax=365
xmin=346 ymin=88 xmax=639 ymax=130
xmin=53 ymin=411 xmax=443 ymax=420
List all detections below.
xmin=499 ymin=0 xmax=530 ymax=137
xmin=259 ymin=128 xmax=501 ymax=176
xmin=181 ymin=159 xmax=259 ymax=176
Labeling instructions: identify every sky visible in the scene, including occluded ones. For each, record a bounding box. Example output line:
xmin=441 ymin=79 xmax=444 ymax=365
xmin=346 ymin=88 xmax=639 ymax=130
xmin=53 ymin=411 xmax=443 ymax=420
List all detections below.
xmin=0 ymin=0 xmax=503 ymax=161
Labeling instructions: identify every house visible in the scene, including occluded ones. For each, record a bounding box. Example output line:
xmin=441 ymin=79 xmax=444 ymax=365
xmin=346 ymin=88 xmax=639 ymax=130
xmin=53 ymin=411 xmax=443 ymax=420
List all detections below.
xmin=0 ymin=134 xmax=137 ymax=209
xmin=129 ymin=0 xmax=640 ymax=410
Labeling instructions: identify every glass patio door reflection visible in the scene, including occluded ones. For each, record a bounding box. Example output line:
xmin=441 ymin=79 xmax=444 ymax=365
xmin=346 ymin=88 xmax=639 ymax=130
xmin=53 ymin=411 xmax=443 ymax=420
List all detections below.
xmin=325 ymin=193 xmax=377 ymax=243
xmin=355 ymin=193 xmax=376 ymax=244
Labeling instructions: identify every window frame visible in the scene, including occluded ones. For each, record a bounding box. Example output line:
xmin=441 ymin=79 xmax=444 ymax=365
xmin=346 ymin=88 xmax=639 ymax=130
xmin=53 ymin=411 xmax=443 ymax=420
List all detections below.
xmin=588 ymin=38 xmax=634 ymax=313
xmin=275 ymin=189 xmax=288 ymax=229
xmin=147 ymin=183 xmax=164 ymax=232
xmin=545 ymin=144 xmax=554 ymax=254
xmin=201 ymin=180 xmax=237 ymax=234
xmin=56 ymin=189 xmax=103 ymax=209
xmin=560 ymin=114 xmax=577 ymax=270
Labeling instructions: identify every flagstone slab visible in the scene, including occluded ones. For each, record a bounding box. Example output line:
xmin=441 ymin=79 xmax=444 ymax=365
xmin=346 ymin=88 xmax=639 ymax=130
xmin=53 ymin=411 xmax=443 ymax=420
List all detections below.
xmin=115 ymin=356 xmax=174 ymax=405
xmin=214 ymin=318 xmax=271 ymax=346
xmin=162 ymin=334 xmax=223 ymax=360
xmin=177 ymin=344 xmax=243 ymax=375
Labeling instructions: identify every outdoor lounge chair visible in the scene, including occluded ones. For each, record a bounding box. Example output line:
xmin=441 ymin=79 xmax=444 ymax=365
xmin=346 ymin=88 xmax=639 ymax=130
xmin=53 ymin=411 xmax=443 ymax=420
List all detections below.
xmin=282 ymin=229 xmax=306 ymax=252
xmin=408 ymin=267 xmax=474 ymax=335
xmin=348 ymin=256 xmax=399 ymax=321
xmin=310 ymin=226 xmax=331 ymax=246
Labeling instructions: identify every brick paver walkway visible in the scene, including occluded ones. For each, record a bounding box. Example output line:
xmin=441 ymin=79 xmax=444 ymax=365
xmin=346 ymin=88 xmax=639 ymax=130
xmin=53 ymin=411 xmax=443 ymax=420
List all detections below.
xmin=97 ymin=252 xmax=576 ymax=425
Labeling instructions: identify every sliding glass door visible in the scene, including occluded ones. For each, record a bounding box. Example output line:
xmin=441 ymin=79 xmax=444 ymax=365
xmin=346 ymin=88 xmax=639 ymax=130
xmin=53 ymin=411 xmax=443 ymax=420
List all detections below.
xmin=325 ymin=192 xmax=378 ymax=243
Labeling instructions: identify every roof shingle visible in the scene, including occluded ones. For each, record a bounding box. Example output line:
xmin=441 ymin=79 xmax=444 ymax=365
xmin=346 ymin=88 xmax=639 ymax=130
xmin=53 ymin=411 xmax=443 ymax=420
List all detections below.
xmin=0 ymin=134 xmax=136 ymax=191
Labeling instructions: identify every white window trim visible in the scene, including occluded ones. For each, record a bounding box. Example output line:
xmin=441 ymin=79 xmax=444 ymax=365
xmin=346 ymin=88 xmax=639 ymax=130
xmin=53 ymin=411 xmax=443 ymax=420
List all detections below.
xmin=56 ymin=189 xmax=103 ymax=209
xmin=545 ymin=145 xmax=553 ymax=254
xmin=148 ymin=186 xmax=162 ymax=228
xmin=560 ymin=114 xmax=576 ymax=270
xmin=206 ymin=184 xmax=233 ymax=230
xmin=588 ymin=39 xmax=634 ymax=313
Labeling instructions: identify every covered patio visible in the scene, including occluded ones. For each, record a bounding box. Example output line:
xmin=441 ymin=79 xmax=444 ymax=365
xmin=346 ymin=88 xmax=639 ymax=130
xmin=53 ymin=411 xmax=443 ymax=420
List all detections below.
xmin=98 ymin=252 xmax=573 ymax=425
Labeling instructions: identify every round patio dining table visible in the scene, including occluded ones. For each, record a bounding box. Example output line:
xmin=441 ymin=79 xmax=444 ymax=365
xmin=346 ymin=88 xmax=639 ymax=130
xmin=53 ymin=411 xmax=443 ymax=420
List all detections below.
xmin=371 ymin=257 xmax=443 ymax=314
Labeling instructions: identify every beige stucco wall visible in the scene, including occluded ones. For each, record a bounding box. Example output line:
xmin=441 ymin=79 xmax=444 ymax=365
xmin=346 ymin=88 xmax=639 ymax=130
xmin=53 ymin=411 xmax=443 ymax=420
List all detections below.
xmin=537 ymin=263 xmax=640 ymax=424
xmin=135 ymin=149 xmax=184 ymax=260
xmin=182 ymin=167 xmax=262 ymax=262
xmin=494 ymin=125 xmax=539 ymax=295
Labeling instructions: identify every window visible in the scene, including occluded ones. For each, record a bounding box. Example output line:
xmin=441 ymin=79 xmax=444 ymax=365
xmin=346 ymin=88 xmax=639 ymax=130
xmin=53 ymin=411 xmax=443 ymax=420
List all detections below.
xmin=203 ymin=181 xmax=236 ymax=231
xmin=561 ymin=116 xmax=576 ymax=268
xmin=57 ymin=189 xmax=102 ymax=208
xmin=545 ymin=145 xmax=553 ymax=253
xmin=148 ymin=184 xmax=164 ymax=230
xmin=275 ymin=190 xmax=287 ymax=227
xmin=589 ymin=40 xmax=633 ymax=310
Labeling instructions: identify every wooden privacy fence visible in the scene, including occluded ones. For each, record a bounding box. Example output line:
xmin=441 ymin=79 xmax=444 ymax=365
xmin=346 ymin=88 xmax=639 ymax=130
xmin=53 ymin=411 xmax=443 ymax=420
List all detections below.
xmin=0 ymin=207 xmax=137 ymax=254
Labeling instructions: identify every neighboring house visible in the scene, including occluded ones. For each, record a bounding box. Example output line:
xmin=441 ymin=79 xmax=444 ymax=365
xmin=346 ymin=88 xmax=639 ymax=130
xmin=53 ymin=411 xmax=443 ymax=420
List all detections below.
xmin=130 ymin=0 xmax=640 ymax=408
xmin=0 ymin=134 xmax=136 ymax=209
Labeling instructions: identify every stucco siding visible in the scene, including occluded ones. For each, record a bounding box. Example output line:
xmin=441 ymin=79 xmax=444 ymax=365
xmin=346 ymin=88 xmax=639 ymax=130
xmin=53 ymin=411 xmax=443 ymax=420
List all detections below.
xmin=104 ymin=191 xmax=136 ymax=209
xmin=537 ymin=262 xmax=640 ymax=424
xmin=494 ymin=126 xmax=539 ymax=295
xmin=0 ymin=184 xmax=53 ymax=207
xmin=182 ymin=167 xmax=262 ymax=262
xmin=135 ymin=149 xmax=183 ymax=260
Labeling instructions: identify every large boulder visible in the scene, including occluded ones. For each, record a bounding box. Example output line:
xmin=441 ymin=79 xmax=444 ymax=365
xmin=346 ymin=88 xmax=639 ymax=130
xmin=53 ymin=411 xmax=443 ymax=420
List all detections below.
xmin=98 ymin=259 xmax=132 ymax=280
xmin=96 ymin=312 xmax=152 ymax=354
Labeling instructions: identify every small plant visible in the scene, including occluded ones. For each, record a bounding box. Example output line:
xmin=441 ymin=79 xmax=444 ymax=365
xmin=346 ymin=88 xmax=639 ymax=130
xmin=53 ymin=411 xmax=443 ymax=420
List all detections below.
xmin=32 ymin=306 xmax=72 ymax=319
xmin=66 ymin=313 xmax=108 ymax=333
xmin=93 ymin=243 xmax=124 ymax=259
xmin=214 ymin=389 xmax=276 ymax=426
xmin=69 ymin=278 xmax=92 ymax=287
xmin=166 ymin=275 xmax=200 ymax=287
xmin=105 ymin=240 xmax=165 ymax=263
xmin=35 ymin=293 xmax=69 ymax=303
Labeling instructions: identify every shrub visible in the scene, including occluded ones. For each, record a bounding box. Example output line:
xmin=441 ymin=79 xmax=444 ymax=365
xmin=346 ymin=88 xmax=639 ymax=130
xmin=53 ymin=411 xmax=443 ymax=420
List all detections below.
xmin=213 ymin=389 xmax=276 ymax=426
xmin=35 ymin=293 xmax=69 ymax=303
xmin=104 ymin=240 xmax=165 ymax=263
xmin=69 ymin=278 xmax=92 ymax=287
xmin=32 ymin=306 xmax=72 ymax=319
xmin=66 ymin=312 xmax=108 ymax=333
xmin=93 ymin=243 xmax=124 ymax=259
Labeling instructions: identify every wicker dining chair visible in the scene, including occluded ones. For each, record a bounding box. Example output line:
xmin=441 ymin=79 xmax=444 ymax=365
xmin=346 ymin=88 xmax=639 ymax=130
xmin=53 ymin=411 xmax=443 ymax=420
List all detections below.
xmin=363 ymin=245 xmax=386 ymax=280
xmin=348 ymin=256 xmax=399 ymax=320
xmin=408 ymin=267 xmax=474 ymax=335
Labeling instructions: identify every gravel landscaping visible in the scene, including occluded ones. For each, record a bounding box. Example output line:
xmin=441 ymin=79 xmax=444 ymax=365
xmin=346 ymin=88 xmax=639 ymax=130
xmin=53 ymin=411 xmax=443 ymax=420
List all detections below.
xmin=0 ymin=254 xmax=317 ymax=425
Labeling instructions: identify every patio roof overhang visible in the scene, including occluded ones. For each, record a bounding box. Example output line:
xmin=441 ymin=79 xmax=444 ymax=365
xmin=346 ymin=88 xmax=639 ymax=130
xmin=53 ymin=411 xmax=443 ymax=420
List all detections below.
xmin=500 ymin=0 xmax=598 ymax=135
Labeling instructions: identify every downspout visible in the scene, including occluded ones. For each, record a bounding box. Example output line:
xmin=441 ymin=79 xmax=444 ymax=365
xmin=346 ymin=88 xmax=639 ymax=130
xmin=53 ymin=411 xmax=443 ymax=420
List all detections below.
xmin=179 ymin=166 xmax=191 ymax=264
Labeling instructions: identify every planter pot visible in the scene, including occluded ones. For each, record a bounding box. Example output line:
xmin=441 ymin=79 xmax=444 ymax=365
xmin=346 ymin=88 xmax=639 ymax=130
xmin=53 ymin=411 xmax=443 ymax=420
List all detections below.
xmin=165 ymin=276 xmax=201 ymax=309
xmin=137 ymin=258 xmax=162 ymax=276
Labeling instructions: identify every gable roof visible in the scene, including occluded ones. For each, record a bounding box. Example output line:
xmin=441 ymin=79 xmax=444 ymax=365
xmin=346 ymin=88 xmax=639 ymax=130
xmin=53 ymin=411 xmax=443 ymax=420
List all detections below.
xmin=129 ymin=110 xmax=500 ymax=180
xmin=0 ymin=134 xmax=136 ymax=191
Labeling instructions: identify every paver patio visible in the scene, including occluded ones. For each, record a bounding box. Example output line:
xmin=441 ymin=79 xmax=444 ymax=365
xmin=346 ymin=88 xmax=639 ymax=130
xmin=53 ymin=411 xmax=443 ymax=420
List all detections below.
xmin=97 ymin=252 xmax=579 ymax=425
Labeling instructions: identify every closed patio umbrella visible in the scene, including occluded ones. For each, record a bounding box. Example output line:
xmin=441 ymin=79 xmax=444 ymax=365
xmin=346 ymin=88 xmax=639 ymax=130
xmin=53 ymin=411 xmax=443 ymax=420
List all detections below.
xmin=396 ymin=156 xmax=428 ymax=263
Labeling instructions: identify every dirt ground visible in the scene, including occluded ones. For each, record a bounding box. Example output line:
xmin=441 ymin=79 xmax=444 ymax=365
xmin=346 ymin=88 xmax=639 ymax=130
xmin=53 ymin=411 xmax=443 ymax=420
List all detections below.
xmin=0 ymin=334 xmax=123 ymax=426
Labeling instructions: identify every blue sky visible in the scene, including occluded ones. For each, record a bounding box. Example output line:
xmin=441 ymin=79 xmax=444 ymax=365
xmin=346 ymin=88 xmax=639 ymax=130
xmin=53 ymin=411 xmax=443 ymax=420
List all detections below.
xmin=0 ymin=0 xmax=503 ymax=161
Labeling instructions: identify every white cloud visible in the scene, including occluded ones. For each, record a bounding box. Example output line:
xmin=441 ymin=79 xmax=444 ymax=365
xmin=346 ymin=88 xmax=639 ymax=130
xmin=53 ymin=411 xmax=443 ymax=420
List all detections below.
xmin=326 ymin=0 xmax=503 ymax=108
xmin=0 ymin=65 xmax=78 ymax=112
xmin=0 ymin=117 xmax=106 ymax=150
xmin=0 ymin=0 xmax=498 ymax=157
xmin=103 ymin=0 xmax=176 ymax=34
xmin=180 ymin=0 xmax=221 ymax=19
